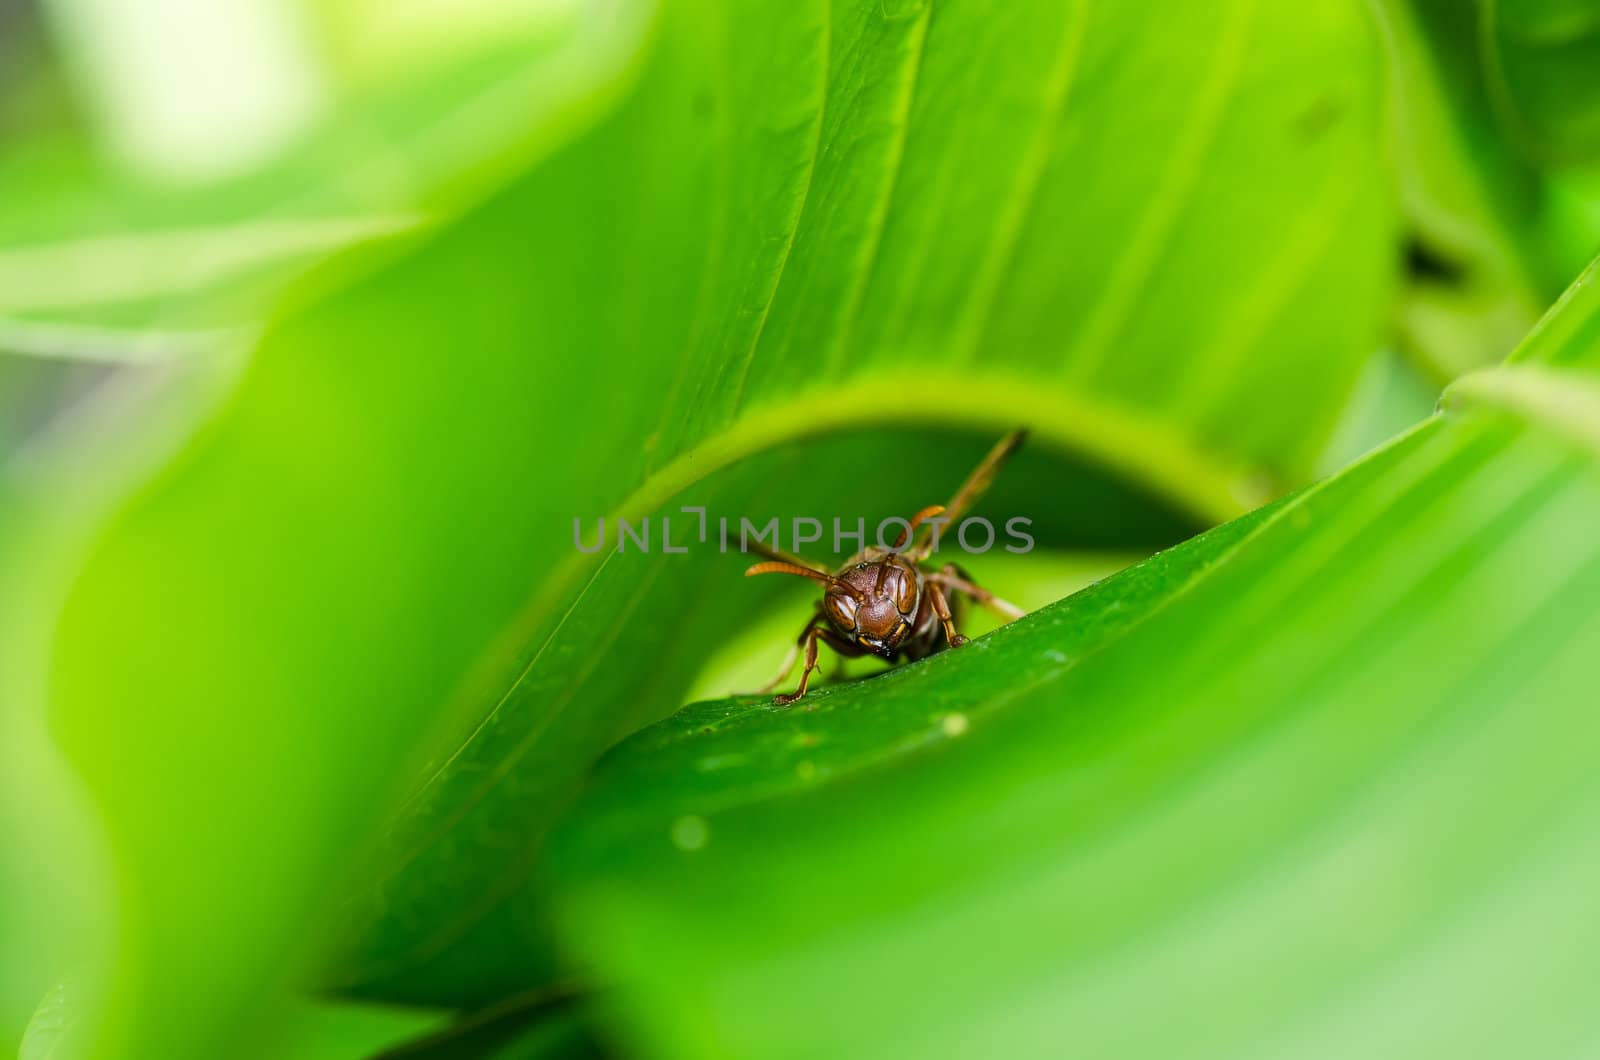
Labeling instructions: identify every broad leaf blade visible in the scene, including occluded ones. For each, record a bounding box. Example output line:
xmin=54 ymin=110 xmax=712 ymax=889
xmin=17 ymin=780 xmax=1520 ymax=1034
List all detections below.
xmin=333 ymin=0 xmax=1394 ymax=1000
xmin=537 ymin=272 xmax=1600 ymax=1058
xmin=29 ymin=0 xmax=1394 ymax=1053
xmin=1482 ymin=0 xmax=1600 ymax=163
xmin=1375 ymin=0 xmax=1600 ymax=379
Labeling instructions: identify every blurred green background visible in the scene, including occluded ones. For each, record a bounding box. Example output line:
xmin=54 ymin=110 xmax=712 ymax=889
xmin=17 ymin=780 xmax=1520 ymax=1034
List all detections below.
xmin=4 ymin=0 xmax=1600 ymax=1057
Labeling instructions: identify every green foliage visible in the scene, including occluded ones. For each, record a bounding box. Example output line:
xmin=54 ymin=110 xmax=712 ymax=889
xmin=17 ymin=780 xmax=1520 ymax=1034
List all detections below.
xmin=1482 ymin=0 xmax=1600 ymax=163
xmin=1378 ymin=0 xmax=1600 ymax=379
xmin=3 ymin=1 xmax=1600 ymax=1058
xmin=540 ymin=269 xmax=1600 ymax=1058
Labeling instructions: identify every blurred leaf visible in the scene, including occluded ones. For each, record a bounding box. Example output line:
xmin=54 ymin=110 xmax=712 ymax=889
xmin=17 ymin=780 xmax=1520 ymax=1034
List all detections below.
xmin=1508 ymin=253 xmax=1600 ymax=367
xmin=0 ymin=218 xmax=410 ymax=393
xmin=274 ymin=1001 xmax=447 ymax=1060
xmin=0 ymin=357 xmax=241 ymax=1050
xmin=1376 ymin=0 xmax=1600 ymax=380
xmin=29 ymin=0 xmax=1395 ymax=1055
xmin=0 ymin=0 xmax=649 ymax=354
xmin=1376 ymin=0 xmax=1545 ymax=378
xmin=19 ymin=983 xmax=448 ymax=1060
xmin=537 ymin=259 xmax=1600 ymax=1059
xmin=1380 ymin=0 xmax=1544 ymax=270
xmin=367 ymin=991 xmax=606 ymax=1060
xmin=0 ymin=357 xmax=101 ymax=453
xmin=1481 ymin=0 xmax=1600 ymax=163
xmin=327 ymin=0 xmax=1394 ymax=1002
xmin=1314 ymin=348 xmax=1440 ymax=475
xmin=17 ymin=981 xmax=71 ymax=1060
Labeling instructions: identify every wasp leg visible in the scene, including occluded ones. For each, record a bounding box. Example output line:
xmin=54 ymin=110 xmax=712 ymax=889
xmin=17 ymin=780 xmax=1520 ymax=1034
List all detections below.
xmin=775 ymin=625 xmax=867 ymax=707
xmin=934 ymin=564 xmax=1024 ymax=621
xmin=750 ymin=611 xmax=824 ymax=695
xmin=927 ymin=579 xmax=970 ymax=649
xmin=774 ymin=625 xmax=824 ymax=706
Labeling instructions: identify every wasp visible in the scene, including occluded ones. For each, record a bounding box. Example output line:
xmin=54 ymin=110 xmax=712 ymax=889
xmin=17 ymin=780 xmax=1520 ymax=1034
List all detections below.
xmin=745 ymin=430 xmax=1028 ymax=705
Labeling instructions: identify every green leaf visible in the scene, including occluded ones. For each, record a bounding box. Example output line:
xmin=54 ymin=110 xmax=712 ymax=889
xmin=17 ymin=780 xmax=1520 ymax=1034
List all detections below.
xmin=1376 ymin=0 xmax=1600 ymax=381
xmin=1482 ymin=0 xmax=1600 ymax=163
xmin=0 ymin=215 xmax=415 ymax=360
xmin=0 ymin=0 xmax=649 ymax=355
xmin=324 ymin=0 xmax=1394 ymax=1001
xmin=536 ymin=261 xmax=1600 ymax=1059
xmin=19 ymin=984 xmax=446 ymax=1060
xmin=359 ymin=992 xmax=604 ymax=1060
xmin=23 ymin=0 xmax=1394 ymax=1053
xmin=326 ymin=434 xmax=1203 ymax=1005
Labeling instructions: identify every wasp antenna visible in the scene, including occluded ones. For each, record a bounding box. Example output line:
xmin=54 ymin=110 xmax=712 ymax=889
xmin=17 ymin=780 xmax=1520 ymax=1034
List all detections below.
xmin=910 ymin=431 xmax=1027 ymax=560
xmin=745 ymin=560 xmax=826 ymax=581
xmin=891 ymin=504 xmax=946 ymax=551
xmin=746 ymin=561 xmax=864 ymax=600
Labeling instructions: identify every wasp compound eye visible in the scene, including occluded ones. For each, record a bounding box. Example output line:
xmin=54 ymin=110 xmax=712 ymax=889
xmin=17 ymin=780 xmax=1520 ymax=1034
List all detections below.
xmin=890 ymin=565 xmax=918 ymax=615
xmin=825 ymin=591 xmax=859 ymax=632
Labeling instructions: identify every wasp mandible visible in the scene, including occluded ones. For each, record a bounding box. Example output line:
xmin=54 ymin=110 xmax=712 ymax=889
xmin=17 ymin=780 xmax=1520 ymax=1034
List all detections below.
xmin=745 ymin=430 xmax=1028 ymax=705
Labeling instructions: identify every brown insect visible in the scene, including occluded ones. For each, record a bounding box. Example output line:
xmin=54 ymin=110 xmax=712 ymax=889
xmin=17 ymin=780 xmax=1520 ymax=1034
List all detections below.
xmin=745 ymin=430 xmax=1028 ymax=705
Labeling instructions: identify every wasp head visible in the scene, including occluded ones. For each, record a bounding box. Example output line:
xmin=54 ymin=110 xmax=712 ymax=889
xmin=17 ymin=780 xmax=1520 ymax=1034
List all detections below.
xmin=824 ymin=558 xmax=921 ymax=658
